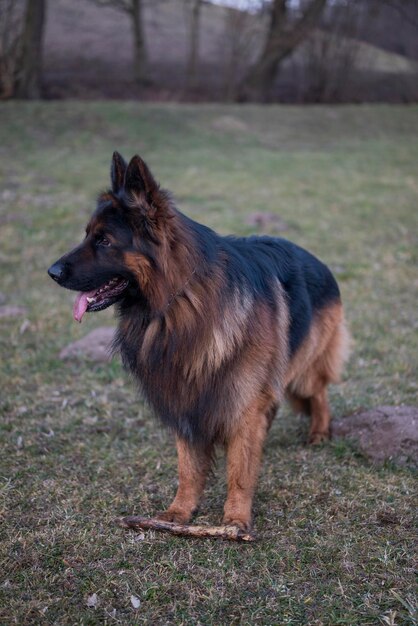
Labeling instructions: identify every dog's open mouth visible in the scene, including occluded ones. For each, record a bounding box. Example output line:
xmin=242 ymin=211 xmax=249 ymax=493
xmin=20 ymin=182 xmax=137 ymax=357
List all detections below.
xmin=73 ymin=277 xmax=129 ymax=322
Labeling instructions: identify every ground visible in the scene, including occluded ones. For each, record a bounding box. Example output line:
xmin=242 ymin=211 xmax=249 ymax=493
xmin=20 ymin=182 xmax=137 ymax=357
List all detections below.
xmin=0 ymin=104 xmax=417 ymax=625
xmin=333 ymin=406 xmax=418 ymax=468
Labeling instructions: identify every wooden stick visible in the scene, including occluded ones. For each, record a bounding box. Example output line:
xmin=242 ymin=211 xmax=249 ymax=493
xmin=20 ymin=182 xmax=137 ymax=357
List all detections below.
xmin=117 ymin=515 xmax=255 ymax=542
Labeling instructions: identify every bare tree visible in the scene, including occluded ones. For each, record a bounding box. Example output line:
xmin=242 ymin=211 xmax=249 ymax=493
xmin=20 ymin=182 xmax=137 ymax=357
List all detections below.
xmin=0 ymin=1 xmax=22 ymax=98
xmin=0 ymin=0 xmax=45 ymax=99
xmin=380 ymin=0 xmax=418 ymax=32
xmin=89 ymin=0 xmax=148 ymax=84
xmin=185 ymin=0 xmax=202 ymax=88
xmin=14 ymin=0 xmax=46 ymax=98
xmin=301 ymin=29 xmax=358 ymax=103
xmin=220 ymin=2 xmax=264 ymax=101
xmin=358 ymin=0 xmax=418 ymax=60
xmin=237 ymin=0 xmax=328 ymax=102
xmin=300 ymin=0 xmax=364 ymax=103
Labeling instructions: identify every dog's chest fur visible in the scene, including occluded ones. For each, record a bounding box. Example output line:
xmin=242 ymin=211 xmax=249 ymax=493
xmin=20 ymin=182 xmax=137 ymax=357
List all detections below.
xmin=115 ymin=290 xmax=286 ymax=444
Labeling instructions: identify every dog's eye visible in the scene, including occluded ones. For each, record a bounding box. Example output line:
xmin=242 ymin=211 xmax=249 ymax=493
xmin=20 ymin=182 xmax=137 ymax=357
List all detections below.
xmin=96 ymin=235 xmax=111 ymax=247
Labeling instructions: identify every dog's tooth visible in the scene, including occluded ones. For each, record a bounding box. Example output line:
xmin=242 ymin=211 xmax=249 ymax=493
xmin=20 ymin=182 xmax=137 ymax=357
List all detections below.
xmin=86 ymin=297 xmax=95 ymax=303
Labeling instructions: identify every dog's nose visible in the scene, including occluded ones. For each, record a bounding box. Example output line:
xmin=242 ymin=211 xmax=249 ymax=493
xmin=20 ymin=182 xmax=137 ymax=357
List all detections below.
xmin=48 ymin=261 xmax=67 ymax=283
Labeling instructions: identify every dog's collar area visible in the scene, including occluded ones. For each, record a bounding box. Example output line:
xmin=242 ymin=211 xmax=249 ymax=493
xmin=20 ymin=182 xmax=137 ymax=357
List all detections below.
xmin=163 ymin=269 xmax=197 ymax=314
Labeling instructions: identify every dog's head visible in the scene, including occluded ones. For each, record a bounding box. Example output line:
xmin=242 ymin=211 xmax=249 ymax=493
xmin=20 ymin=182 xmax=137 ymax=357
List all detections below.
xmin=48 ymin=152 xmax=178 ymax=322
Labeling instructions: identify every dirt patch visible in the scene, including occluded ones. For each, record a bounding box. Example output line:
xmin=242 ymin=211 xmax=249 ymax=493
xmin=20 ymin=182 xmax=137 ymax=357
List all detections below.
xmin=332 ymin=406 xmax=418 ymax=467
xmin=211 ymin=116 xmax=249 ymax=133
xmin=59 ymin=327 xmax=115 ymax=362
xmin=246 ymin=211 xmax=289 ymax=233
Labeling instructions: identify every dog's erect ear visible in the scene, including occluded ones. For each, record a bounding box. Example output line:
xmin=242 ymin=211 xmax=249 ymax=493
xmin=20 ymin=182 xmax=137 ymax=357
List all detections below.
xmin=124 ymin=155 xmax=158 ymax=199
xmin=111 ymin=151 xmax=127 ymax=193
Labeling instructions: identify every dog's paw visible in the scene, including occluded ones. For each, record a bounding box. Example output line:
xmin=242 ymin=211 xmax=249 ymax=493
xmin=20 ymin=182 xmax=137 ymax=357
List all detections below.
xmin=155 ymin=509 xmax=192 ymax=524
xmin=308 ymin=430 xmax=330 ymax=445
xmin=222 ymin=517 xmax=252 ymax=532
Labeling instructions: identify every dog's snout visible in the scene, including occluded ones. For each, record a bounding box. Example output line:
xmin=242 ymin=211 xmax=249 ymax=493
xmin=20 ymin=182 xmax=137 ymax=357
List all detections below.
xmin=48 ymin=261 xmax=68 ymax=284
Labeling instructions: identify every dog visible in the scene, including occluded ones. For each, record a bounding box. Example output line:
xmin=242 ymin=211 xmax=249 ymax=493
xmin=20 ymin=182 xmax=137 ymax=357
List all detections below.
xmin=48 ymin=152 xmax=349 ymax=531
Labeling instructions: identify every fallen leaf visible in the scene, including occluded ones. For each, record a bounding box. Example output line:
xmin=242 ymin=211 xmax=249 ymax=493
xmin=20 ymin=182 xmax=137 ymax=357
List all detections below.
xmin=130 ymin=595 xmax=141 ymax=609
xmin=87 ymin=593 xmax=98 ymax=608
xmin=20 ymin=319 xmax=30 ymax=334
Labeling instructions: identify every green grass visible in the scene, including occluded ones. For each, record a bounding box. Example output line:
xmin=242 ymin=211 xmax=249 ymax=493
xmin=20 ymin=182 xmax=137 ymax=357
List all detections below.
xmin=0 ymin=103 xmax=417 ymax=625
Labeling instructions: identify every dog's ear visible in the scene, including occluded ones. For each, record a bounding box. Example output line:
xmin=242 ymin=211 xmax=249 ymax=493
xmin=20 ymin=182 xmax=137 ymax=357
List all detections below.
xmin=111 ymin=151 xmax=127 ymax=193
xmin=124 ymin=155 xmax=159 ymax=200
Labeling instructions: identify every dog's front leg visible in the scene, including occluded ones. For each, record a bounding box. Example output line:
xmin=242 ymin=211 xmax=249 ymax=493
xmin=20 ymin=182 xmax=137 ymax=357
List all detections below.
xmin=157 ymin=436 xmax=213 ymax=524
xmin=223 ymin=403 xmax=269 ymax=531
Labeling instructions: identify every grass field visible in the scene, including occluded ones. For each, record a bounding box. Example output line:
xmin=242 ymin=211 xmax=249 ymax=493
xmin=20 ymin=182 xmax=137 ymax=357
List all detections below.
xmin=0 ymin=103 xmax=417 ymax=625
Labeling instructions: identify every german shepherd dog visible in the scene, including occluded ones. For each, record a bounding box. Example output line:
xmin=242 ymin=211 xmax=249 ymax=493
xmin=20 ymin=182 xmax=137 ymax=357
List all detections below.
xmin=48 ymin=152 xmax=349 ymax=531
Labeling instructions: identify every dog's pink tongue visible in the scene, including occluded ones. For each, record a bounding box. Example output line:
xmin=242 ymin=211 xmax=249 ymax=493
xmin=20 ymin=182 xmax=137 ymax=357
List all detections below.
xmin=73 ymin=292 xmax=91 ymax=323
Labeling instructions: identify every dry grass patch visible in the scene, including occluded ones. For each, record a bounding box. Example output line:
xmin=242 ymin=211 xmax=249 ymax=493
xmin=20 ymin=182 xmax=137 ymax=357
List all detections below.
xmin=0 ymin=103 xmax=417 ymax=625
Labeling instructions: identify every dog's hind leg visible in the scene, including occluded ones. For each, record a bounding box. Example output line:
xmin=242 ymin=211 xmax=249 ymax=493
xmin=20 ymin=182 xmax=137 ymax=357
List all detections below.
xmin=286 ymin=302 xmax=350 ymax=445
xmin=286 ymin=392 xmax=311 ymax=418
xmin=287 ymin=385 xmax=331 ymax=444
xmin=307 ymin=386 xmax=331 ymax=444
xmin=156 ymin=436 xmax=213 ymax=524
xmin=307 ymin=314 xmax=349 ymax=444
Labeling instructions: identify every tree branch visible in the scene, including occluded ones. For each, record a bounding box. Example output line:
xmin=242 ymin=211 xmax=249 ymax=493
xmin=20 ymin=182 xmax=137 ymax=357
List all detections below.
xmin=117 ymin=516 xmax=256 ymax=542
xmin=380 ymin=0 xmax=418 ymax=32
xmin=238 ymin=0 xmax=327 ymax=101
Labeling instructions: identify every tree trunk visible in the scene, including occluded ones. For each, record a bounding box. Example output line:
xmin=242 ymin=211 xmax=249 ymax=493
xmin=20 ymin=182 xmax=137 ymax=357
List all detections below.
xmin=130 ymin=0 xmax=148 ymax=84
xmin=186 ymin=0 xmax=202 ymax=89
xmin=14 ymin=0 xmax=46 ymax=99
xmin=238 ymin=0 xmax=327 ymax=102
